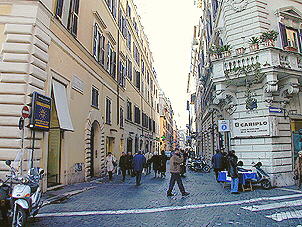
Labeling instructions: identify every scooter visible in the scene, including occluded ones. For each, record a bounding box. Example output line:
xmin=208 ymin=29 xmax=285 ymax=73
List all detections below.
xmin=252 ymin=162 xmax=272 ymax=190
xmin=188 ymin=157 xmax=211 ymax=173
xmin=6 ymin=155 xmax=44 ymax=227
xmin=0 ymin=178 xmax=12 ymax=224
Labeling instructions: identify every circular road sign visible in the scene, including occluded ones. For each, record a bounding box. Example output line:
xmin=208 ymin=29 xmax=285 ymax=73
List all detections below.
xmin=221 ymin=124 xmax=228 ymax=131
xmin=21 ymin=106 xmax=30 ymax=118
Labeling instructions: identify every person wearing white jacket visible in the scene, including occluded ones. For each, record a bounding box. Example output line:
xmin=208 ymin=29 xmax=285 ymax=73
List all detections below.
xmin=106 ymin=152 xmax=117 ymax=181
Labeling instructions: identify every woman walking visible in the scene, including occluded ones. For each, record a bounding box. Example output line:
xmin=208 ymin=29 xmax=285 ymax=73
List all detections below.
xmin=159 ymin=150 xmax=168 ymax=178
xmin=150 ymin=152 xmax=161 ymax=178
xmin=294 ymin=151 xmax=302 ymax=189
xmin=106 ymin=152 xmax=117 ymax=181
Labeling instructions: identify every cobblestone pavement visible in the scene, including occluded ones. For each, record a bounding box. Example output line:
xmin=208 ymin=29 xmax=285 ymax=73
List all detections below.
xmin=5 ymin=165 xmax=302 ymax=227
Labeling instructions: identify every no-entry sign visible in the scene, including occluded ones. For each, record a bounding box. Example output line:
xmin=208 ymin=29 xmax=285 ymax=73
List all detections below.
xmin=21 ymin=106 xmax=30 ymax=118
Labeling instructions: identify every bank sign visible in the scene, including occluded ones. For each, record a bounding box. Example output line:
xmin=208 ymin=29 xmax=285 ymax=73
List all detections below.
xmin=232 ymin=117 xmax=270 ymax=138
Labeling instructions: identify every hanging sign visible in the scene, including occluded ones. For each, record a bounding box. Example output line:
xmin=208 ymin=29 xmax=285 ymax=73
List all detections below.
xmin=218 ymin=120 xmax=230 ymax=132
xmin=231 ymin=117 xmax=270 ymax=137
xmin=30 ymin=92 xmax=51 ymax=131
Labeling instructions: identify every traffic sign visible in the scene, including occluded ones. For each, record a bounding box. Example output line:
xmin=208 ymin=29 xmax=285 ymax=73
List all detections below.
xmin=218 ymin=120 xmax=230 ymax=132
xmin=269 ymin=107 xmax=283 ymax=114
xmin=21 ymin=106 xmax=30 ymax=118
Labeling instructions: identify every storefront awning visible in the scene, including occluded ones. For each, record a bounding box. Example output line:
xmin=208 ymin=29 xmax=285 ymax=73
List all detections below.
xmin=52 ymin=80 xmax=74 ymax=131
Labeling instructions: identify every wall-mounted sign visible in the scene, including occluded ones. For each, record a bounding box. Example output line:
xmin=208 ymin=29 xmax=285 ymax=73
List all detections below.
xmin=30 ymin=92 xmax=51 ymax=131
xmin=269 ymin=107 xmax=283 ymax=114
xmin=231 ymin=117 xmax=270 ymax=138
xmin=72 ymin=75 xmax=85 ymax=93
xmin=218 ymin=120 xmax=230 ymax=132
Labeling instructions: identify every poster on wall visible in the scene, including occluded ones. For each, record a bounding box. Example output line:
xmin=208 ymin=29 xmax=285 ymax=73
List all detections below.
xmin=231 ymin=117 xmax=270 ymax=138
xmin=30 ymin=92 xmax=52 ymax=131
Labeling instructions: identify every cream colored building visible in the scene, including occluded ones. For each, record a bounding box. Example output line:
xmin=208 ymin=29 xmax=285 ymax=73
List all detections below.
xmin=0 ymin=0 xmax=160 ymax=190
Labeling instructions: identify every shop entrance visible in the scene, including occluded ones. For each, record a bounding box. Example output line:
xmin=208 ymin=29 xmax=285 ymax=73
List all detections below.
xmin=47 ymin=97 xmax=62 ymax=187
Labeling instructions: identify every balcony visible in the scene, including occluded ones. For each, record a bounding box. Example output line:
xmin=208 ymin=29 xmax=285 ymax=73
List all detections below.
xmin=212 ymin=47 xmax=302 ymax=83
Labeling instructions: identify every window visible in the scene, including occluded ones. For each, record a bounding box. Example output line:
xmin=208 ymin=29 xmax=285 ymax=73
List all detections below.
xmin=133 ymin=44 xmax=140 ymax=65
xmin=280 ymin=23 xmax=301 ymax=52
xmin=93 ymin=24 xmax=105 ymax=66
xmin=212 ymin=0 xmax=219 ymax=19
xmin=127 ymin=59 xmax=132 ymax=80
xmin=127 ymin=101 xmax=132 ymax=121
xmin=119 ymin=11 xmax=127 ymax=38
xmin=127 ymin=27 xmax=132 ymax=50
xmin=55 ymin=0 xmax=64 ymax=19
xmin=126 ymin=3 xmax=131 ymax=17
xmin=106 ymin=0 xmax=117 ymax=18
xmin=68 ymin=0 xmax=80 ymax=37
xmin=91 ymin=86 xmax=99 ymax=108
xmin=134 ymin=106 xmax=141 ymax=124
xmin=152 ymin=120 xmax=155 ymax=133
xmin=135 ymin=71 xmax=140 ymax=90
xmin=119 ymin=61 xmax=126 ymax=87
xmin=106 ymin=98 xmax=112 ymax=124
xmin=120 ymin=107 xmax=124 ymax=128
xmin=141 ymin=60 xmax=145 ymax=75
xmin=149 ymin=118 xmax=152 ymax=131
xmin=107 ymin=43 xmax=116 ymax=78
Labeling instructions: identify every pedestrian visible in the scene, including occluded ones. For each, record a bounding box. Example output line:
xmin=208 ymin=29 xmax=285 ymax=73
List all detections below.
xmin=132 ymin=150 xmax=146 ymax=186
xmin=167 ymin=149 xmax=190 ymax=196
xmin=227 ymin=150 xmax=239 ymax=194
xmin=294 ymin=151 xmax=302 ymax=189
xmin=106 ymin=152 xmax=117 ymax=181
xmin=150 ymin=152 xmax=161 ymax=178
xmin=144 ymin=151 xmax=152 ymax=175
xmin=180 ymin=150 xmax=188 ymax=177
xmin=159 ymin=150 xmax=168 ymax=177
xmin=119 ymin=152 xmax=128 ymax=182
xmin=126 ymin=152 xmax=134 ymax=177
xmin=212 ymin=149 xmax=224 ymax=182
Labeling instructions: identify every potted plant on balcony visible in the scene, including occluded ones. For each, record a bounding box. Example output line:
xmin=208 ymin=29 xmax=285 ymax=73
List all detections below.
xmin=208 ymin=46 xmax=221 ymax=60
xmin=221 ymin=45 xmax=232 ymax=58
xmin=260 ymin=30 xmax=279 ymax=47
xmin=249 ymin=37 xmax=260 ymax=51
xmin=236 ymin=47 xmax=246 ymax=55
xmin=284 ymin=45 xmax=298 ymax=52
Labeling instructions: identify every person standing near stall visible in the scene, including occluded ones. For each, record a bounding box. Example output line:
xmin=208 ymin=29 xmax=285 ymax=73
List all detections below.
xmin=227 ymin=150 xmax=239 ymax=194
xmin=212 ymin=149 xmax=224 ymax=182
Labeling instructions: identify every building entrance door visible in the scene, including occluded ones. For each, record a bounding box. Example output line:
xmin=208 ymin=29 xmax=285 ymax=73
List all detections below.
xmin=47 ymin=98 xmax=61 ymax=188
xmin=291 ymin=119 xmax=302 ymax=161
xmin=90 ymin=121 xmax=102 ymax=177
xmin=106 ymin=137 xmax=115 ymax=155
xmin=127 ymin=138 xmax=133 ymax=154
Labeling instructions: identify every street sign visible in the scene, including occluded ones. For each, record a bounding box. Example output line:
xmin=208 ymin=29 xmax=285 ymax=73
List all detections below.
xmin=21 ymin=106 xmax=30 ymax=118
xmin=218 ymin=120 xmax=230 ymax=132
xmin=18 ymin=117 xmax=24 ymax=130
xmin=269 ymin=107 xmax=283 ymax=114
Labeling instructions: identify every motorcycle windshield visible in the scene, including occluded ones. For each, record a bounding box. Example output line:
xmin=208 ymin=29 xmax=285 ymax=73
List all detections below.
xmin=11 ymin=149 xmax=30 ymax=176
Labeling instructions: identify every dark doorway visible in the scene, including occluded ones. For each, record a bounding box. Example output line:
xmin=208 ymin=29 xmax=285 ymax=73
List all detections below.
xmin=127 ymin=138 xmax=133 ymax=154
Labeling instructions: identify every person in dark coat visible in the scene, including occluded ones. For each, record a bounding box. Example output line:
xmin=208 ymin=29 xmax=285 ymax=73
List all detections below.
xmin=126 ymin=152 xmax=134 ymax=177
xmin=212 ymin=149 xmax=224 ymax=182
xmin=227 ymin=150 xmax=239 ymax=194
xmin=119 ymin=152 xmax=128 ymax=182
xmin=132 ymin=151 xmax=146 ymax=186
xmin=159 ymin=150 xmax=168 ymax=178
xmin=150 ymin=152 xmax=161 ymax=178
xmin=180 ymin=150 xmax=188 ymax=177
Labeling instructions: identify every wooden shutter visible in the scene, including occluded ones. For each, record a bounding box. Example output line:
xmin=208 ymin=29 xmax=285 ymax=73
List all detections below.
xmin=279 ymin=23 xmax=288 ymax=48
xmin=56 ymin=0 xmax=64 ymax=19
xmin=298 ymin=29 xmax=302 ymax=53
xmin=68 ymin=0 xmax=80 ymax=37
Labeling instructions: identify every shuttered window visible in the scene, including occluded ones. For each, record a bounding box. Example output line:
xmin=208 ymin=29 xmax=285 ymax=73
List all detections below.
xmin=135 ymin=71 xmax=140 ymax=90
xmin=106 ymin=98 xmax=112 ymax=124
xmin=127 ymin=101 xmax=132 ymax=121
xmin=134 ymin=106 xmax=141 ymax=124
xmin=91 ymin=87 xmax=99 ymax=108
xmin=56 ymin=0 xmax=64 ymax=19
xmin=120 ymin=107 xmax=124 ymax=128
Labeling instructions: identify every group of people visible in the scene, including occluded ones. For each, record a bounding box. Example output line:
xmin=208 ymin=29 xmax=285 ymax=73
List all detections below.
xmin=106 ymin=150 xmax=169 ymax=186
xmin=105 ymin=149 xmax=190 ymax=196
xmin=212 ymin=149 xmax=240 ymax=194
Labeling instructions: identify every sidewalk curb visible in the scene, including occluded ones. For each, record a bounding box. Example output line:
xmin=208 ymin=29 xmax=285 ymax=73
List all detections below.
xmin=42 ymin=186 xmax=97 ymax=207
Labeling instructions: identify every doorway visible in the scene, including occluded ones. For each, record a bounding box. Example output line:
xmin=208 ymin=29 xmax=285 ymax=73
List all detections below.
xmin=291 ymin=119 xmax=302 ymax=162
xmin=90 ymin=121 xmax=102 ymax=177
xmin=127 ymin=138 xmax=133 ymax=154
xmin=47 ymin=98 xmax=62 ymax=187
xmin=106 ymin=137 xmax=115 ymax=155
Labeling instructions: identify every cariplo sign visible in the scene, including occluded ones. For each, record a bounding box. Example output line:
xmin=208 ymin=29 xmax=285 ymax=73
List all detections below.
xmin=231 ymin=117 xmax=270 ymax=137
xmin=218 ymin=120 xmax=230 ymax=132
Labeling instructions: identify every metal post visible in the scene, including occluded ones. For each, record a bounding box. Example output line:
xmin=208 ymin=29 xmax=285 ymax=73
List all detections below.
xmin=31 ymin=130 xmax=35 ymax=169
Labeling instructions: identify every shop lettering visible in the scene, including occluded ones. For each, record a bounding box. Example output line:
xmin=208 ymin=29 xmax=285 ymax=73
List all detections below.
xmin=234 ymin=121 xmax=268 ymax=128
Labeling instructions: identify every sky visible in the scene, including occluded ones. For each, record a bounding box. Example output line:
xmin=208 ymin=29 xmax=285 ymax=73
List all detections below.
xmin=134 ymin=0 xmax=201 ymax=130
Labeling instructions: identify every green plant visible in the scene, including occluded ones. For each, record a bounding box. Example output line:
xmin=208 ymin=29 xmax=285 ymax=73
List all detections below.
xmin=220 ymin=44 xmax=231 ymax=52
xmin=249 ymin=37 xmax=260 ymax=45
xmin=260 ymin=30 xmax=279 ymax=42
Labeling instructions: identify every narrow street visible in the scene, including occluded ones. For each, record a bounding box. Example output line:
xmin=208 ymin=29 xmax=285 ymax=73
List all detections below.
xmin=22 ymin=164 xmax=302 ymax=227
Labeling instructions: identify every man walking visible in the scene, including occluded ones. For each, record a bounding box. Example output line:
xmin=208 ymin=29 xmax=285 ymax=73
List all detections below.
xmin=167 ymin=150 xmax=190 ymax=196
xmin=227 ymin=150 xmax=239 ymax=194
xmin=119 ymin=152 xmax=128 ymax=182
xmin=132 ymin=151 xmax=146 ymax=186
xmin=212 ymin=149 xmax=224 ymax=182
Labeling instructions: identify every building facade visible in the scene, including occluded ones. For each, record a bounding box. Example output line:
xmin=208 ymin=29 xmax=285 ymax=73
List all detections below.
xmin=191 ymin=0 xmax=302 ymax=186
xmin=0 ymin=0 xmax=160 ymax=189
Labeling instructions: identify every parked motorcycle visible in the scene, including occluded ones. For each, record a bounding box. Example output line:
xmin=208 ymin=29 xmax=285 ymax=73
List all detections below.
xmin=188 ymin=157 xmax=211 ymax=173
xmin=5 ymin=151 xmax=44 ymax=227
xmin=252 ymin=162 xmax=272 ymax=190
